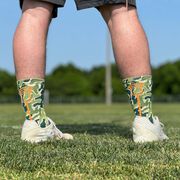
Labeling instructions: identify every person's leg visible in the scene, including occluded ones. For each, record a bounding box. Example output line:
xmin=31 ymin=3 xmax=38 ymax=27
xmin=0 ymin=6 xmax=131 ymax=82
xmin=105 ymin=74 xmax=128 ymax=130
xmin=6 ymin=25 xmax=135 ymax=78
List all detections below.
xmin=99 ymin=4 xmax=151 ymax=78
xmin=14 ymin=0 xmax=53 ymax=129
xmin=99 ymin=4 xmax=153 ymax=119
xmin=14 ymin=0 xmax=53 ymax=79
xmin=98 ymin=4 xmax=168 ymax=142
xmin=14 ymin=0 xmax=72 ymax=142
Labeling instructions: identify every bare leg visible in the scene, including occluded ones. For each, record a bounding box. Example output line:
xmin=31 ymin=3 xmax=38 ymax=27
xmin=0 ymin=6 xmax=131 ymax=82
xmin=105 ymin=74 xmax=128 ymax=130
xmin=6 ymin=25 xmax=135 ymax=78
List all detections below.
xmin=14 ymin=0 xmax=53 ymax=128
xmin=99 ymin=5 xmax=151 ymax=78
xmin=13 ymin=0 xmax=53 ymax=80
xmin=99 ymin=4 xmax=155 ymax=121
xmin=98 ymin=4 xmax=169 ymax=143
xmin=13 ymin=0 xmax=74 ymax=141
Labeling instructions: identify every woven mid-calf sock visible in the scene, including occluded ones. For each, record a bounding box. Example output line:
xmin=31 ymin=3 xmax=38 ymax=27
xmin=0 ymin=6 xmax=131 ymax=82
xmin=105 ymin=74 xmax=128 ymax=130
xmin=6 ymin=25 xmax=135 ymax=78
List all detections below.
xmin=17 ymin=78 xmax=50 ymax=128
xmin=123 ymin=75 xmax=153 ymax=122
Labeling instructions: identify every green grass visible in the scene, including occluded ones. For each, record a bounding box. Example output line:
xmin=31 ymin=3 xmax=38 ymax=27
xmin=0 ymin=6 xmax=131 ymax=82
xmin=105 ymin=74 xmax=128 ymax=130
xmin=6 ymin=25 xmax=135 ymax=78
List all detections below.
xmin=0 ymin=103 xmax=179 ymax=179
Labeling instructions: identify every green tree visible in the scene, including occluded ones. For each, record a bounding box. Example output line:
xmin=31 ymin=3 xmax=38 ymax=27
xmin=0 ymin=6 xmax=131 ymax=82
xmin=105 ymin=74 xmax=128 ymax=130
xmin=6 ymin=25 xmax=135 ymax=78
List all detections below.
xmin=0 ymin=70 xmax=16 ymax=96
xmin=89 ymin=66 xmax=105 ymax=96
xmin=46 ymin=64 xmax=91 ymax=96
xmin=153 ymin=59 xmax=180 ymax=95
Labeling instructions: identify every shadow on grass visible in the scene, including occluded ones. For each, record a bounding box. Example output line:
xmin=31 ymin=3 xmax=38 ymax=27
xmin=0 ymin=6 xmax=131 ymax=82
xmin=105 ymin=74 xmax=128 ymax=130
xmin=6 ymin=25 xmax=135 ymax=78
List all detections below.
xmin=0 ymin=124 xmax=132 ymax=173
xmin=57 ymin=123 xmax=132 ymax=139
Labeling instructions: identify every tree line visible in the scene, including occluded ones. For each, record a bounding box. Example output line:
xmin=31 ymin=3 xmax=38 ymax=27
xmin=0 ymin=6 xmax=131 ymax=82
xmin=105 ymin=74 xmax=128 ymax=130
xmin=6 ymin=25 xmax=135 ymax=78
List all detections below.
xmin=0 ymin=59 xmax=180 ymax=99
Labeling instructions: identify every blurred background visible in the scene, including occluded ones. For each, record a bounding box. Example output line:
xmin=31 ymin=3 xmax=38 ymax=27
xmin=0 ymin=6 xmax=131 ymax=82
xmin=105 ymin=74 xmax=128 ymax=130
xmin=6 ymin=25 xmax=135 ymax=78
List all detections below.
xmin=0 ymin=0 xmax=180 ymax=103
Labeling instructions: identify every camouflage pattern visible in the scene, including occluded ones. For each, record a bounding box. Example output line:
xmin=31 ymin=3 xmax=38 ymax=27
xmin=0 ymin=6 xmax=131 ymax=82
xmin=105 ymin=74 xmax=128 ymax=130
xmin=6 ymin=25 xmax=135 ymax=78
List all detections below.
xmin=17 ymin=79 xmax=50 ymax=128
xmin=123 ymin=75 xmax=153 ymax=121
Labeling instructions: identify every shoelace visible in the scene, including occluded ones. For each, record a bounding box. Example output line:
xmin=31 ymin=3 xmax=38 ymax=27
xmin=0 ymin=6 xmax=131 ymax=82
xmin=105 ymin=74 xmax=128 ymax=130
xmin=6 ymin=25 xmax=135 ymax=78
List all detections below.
xmin=160 ymin=122 xmax=165 ymax=128
xmin=154 ymin=116 xmax=169 ymax=139
xmin=154 ymin=116 xmax=165 ymax=130
xmin=48 ymin=118 xmax=63 ymax=138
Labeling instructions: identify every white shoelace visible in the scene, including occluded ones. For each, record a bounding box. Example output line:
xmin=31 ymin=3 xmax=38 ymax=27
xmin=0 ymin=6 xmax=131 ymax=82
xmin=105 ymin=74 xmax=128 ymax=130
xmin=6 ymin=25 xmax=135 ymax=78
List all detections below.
xmin=154 ymin=116 xmax=166 ymax=134
xmin=48 ymin=118 xmax=63 ymax=138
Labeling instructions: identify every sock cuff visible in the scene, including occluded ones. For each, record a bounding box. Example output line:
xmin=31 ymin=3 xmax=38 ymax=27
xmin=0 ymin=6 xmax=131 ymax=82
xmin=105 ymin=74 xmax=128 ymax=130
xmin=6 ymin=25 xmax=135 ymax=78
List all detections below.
xmin=122 ymin=75 xmax=152 ymax=84
xmin=17 ymin=78 xmax=45 ymax=89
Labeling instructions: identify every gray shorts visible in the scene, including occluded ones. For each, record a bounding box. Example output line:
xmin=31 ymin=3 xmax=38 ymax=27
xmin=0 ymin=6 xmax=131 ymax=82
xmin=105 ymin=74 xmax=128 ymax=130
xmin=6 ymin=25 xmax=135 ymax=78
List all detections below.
xmin=20 ymin=0 xmax=136 ymax=18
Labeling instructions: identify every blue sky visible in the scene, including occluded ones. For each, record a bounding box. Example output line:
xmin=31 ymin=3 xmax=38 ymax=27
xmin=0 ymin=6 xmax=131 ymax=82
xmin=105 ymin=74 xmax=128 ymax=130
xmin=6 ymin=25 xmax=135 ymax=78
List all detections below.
xmin=0 ymin=0 xmax=180 ymax=74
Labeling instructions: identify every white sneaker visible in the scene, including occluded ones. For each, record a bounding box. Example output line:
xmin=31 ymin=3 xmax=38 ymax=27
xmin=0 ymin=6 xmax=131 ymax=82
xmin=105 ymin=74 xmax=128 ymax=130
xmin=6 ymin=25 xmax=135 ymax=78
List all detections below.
xmin=133 ymin=116 xmax=169 ymax=143
xmin=21 ymin=118 xmax=73 ymax=143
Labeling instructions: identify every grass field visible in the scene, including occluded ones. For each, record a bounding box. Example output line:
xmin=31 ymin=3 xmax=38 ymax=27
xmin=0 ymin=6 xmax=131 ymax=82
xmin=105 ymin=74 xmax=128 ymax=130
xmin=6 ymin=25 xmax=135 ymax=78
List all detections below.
xmin=0 ymin=103 xmax=179 ymax=179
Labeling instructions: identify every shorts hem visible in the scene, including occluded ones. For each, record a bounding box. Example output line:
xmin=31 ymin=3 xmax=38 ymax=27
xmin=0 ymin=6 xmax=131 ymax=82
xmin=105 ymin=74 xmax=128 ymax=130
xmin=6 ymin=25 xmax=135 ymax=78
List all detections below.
xmin=76 ymin=0 xmax=136 ymax=10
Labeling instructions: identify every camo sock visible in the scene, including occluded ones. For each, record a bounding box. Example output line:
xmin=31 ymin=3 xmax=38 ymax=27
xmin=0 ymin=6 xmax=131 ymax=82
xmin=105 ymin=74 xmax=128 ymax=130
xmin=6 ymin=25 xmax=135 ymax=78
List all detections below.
xmin=17 ymin=78 xmax=51 ymax=128
xmin=123 ymin=75 xmax=153 ymax=122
